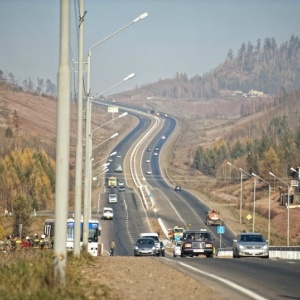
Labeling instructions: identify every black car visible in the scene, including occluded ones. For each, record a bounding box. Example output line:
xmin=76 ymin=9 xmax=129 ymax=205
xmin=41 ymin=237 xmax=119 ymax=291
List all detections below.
xmin=181 ymin=230 xmax=214 ymax=258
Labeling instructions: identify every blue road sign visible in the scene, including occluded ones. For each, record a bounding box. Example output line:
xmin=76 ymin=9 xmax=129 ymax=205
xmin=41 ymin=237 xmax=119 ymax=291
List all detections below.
xmin=217 ymin=226 xmax=225 ymax=234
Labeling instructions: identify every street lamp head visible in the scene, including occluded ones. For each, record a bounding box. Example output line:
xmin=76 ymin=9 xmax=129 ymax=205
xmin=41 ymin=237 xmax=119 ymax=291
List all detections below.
xmin=110 ymin=133 xmax=119 ymax=139
xmin=290 ymin=167 xmax=298 ymax=173
xmin=133 ymin=12 xmax=148 ymax=23
xmin=269 ymin=172 xmax=275 ymax=177
xmin=123 ymin=73 xmax=135 ymax=81
xmin=252 ymin=173 xmax=257 ymax=177
xmin=109 ymin=151 xmax=117 ymax=157
xmin=119 ymin=112 xmax=128 ymax=119
xmin=227 ymin=162 xmax=232 ymax=166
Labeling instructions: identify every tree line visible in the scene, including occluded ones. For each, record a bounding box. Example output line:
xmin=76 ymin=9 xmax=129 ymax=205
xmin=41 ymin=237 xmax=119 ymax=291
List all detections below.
xmin=0 ymin=147 xmax=55 ymax=235
xmin=0 ymin=69 xmax=57 ymax=97
xmin=131 ymin=34 xmax=300 ymax=101
xmin=193 ymin=86 xmax=300 ymax=182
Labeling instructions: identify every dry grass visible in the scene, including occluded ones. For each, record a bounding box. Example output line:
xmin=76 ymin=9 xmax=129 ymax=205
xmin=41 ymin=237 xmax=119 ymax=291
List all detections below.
xmin=0 ymin=250 xmax=109 ymax=300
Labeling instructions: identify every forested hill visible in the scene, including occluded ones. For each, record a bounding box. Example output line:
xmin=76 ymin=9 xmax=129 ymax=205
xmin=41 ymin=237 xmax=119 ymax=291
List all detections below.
xmin=127 ymin=34 xmax=300 ymax=100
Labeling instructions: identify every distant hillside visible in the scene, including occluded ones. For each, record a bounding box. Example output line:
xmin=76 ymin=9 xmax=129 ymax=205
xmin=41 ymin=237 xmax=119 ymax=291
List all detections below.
xmin=122 ymin=34 xmax=300 ymax=100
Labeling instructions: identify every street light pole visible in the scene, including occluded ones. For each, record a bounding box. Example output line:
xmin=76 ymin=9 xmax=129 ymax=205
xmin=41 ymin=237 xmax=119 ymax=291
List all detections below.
xmin=227 ymin=162 xmax=243 ymax=224
xmin=269 ymin=172 xmax=290 ymax=246
xmin=54 ymin=0 xmax=71 ymax=283
xmin=73 ymin=0 xmax=86 ymax=257
xmin=252 ymin=173 xmax=271 ymax=244
xmin=89 ymin=133 xmax=118 ymax=219
xmin=82 ymin=12 xmax=148 ymax=248
xmin=240 ymin=168 xmax=255 ymax=232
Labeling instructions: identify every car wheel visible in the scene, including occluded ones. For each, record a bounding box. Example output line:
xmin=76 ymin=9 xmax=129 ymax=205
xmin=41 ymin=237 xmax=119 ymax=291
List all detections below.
xmin=180 ymin=253 xmax=186 ymax=258
xmin=173 ymin=254 xmax=176 ymax=257
xmin=162 ymin=252 xmax=165 ymax=257
xmin=206 ymin=254 xmax=213 ymax=258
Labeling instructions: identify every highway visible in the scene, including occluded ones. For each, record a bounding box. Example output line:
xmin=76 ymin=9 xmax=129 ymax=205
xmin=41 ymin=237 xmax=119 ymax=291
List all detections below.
xmin=90 ymin=103 xmax=300 ymax=299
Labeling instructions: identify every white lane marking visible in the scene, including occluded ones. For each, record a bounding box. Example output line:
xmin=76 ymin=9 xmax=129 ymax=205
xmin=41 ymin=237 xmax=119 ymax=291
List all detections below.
xmin=164 ymin=259 xmax=268 ymax=300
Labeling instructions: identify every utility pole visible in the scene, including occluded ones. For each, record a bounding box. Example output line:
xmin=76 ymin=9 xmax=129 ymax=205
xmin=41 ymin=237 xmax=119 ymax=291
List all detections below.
xmin=74 ymin=0 xmax=85 ymax=256
xmin=54 ymin=0 xmax=71 ymax=284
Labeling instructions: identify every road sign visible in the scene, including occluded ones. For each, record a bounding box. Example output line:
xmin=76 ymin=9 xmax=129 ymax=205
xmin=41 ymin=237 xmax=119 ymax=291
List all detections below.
xmin=108 ymin=106 xmax=119 ymax=113
xmin=217 ymin=225 xmax=225 ymax=234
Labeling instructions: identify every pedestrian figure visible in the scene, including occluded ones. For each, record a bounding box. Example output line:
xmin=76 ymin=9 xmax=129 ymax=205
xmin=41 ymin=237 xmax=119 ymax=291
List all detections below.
xmin=110 ymin=240 xmax=115 ymax=256
xmin=33 ymin=234 xmax=40 ymax=249
xmin=0 ymin=237 xmax=5 ymax=252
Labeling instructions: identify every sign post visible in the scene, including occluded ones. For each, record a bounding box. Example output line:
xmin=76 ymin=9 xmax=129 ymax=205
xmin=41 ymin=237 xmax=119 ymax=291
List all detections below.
xmin=217 ymin=225 xmax=225 ymax=248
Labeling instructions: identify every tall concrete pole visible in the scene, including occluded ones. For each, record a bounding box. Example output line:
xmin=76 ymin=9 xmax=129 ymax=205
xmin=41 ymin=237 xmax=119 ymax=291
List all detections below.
xmin=54 ymin=0 xmax=71 ymax=284
xmin=83 ymin=51 xmax=91 ymax=248
xmin=74 ymin=0 xmax=85 ymax=256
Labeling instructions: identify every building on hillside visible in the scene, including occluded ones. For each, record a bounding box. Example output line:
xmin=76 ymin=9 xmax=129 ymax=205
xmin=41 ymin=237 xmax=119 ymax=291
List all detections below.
xmin=248 ymin=89 xmax=264 ymax=97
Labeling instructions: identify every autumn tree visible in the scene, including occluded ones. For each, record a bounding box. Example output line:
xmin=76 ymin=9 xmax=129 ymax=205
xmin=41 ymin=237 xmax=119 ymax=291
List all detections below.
xmin=258 ymin=147 xmax=280 ymax=178
xmin=12 ymin=194 xmax=32 ymax=236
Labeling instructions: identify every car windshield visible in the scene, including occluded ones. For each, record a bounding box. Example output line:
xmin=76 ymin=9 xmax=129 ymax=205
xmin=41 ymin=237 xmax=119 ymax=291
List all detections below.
xmin=137 ymin=239 xmax=154 ymax=245
xmin=240 ymin=235 xmax=265 ymax=242
xmin=185 ymin=232 xmax=211 ymax=240
xmin=142 ymin=236 xmax=159 ymax=242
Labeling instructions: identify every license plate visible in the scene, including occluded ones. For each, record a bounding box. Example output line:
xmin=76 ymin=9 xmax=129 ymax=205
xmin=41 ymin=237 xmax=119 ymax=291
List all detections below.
xmin=193 ymin=249 xmax=204 ymax=253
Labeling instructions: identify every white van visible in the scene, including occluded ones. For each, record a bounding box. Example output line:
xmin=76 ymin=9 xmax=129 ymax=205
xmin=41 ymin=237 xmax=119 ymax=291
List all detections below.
xmin=139 ymin=233 xmax=162 ymax=256
xmin=108 ymin=194 xmax=117 ymax=203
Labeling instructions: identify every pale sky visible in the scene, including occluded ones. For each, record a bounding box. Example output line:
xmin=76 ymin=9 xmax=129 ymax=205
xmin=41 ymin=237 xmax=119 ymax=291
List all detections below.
xmin=1 ymin=0 xmax=299 ymax=95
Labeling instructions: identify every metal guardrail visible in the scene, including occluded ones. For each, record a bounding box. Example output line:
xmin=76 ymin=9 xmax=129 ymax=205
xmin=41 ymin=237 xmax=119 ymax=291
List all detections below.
xmin=217 ymin=247 xmax=300 ymax=259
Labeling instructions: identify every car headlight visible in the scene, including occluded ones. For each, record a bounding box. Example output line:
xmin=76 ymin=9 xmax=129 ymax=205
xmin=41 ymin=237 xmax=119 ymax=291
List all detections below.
xmin=205 ymin=243 xmax=213 ymax=248
xmin=152 ymin=246 xmax=156 ymax=250
xmin=184 ymin=243 xmax=192 ymax=248
xmin=262 ymin=245 xmax=268 ymax=249
xmin=134 ymin=246 xmax=139 ymax=250
xmin=239 ymin=245 xmax=245 ymax=249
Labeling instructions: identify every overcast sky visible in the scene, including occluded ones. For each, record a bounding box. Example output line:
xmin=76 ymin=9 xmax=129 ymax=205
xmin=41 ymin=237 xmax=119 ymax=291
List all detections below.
xmin=1 ymin=0 xmax=299 ymax=95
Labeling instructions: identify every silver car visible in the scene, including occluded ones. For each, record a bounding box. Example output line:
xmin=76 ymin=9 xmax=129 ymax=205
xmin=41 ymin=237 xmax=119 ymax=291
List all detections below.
xmin=233 ymin=233 xmax=269 ymax=258
xmin=134 ymin=238 xmax=156 ymax=256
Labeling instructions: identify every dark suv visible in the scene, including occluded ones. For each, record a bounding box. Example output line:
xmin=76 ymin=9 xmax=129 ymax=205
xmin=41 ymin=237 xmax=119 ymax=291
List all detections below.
xmin=180 ymin=230 xmax=214 ymax=258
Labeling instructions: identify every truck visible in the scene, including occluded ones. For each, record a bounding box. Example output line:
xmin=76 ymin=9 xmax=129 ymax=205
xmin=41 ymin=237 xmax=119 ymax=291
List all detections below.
xmin=168 ymin=226 xmax=185 ymax=241
xmin=206 ymin=209 xmax=222 ymax=226
xmin=108 ymin=176 xmax=117 ymax=188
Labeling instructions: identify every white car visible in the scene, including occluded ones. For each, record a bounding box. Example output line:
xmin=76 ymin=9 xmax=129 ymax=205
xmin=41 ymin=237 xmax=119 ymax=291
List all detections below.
xmin=118 ymin=180 xmax=124 ymax=186
xmin=173 ymin=241 xmax=182 ymax=257
xmin=146 ymin=171 xmax=152 ymax=175
xmin=162 ymin=136 xmax=166 ymax=140
xmin=153 ymin=152 xmax=158 ymax=156
xmin=108 ymin=194 xmax=117 ymax=203
xmin=103 ymin=207 xmax=113 ymax=220
xmin=146 ymin=159 xmax=151 ymax=163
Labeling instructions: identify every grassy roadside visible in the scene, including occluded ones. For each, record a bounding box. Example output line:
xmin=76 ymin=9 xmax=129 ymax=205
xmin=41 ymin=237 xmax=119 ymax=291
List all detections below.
xmin=0 ymin=250 xmax=115 ymax=300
